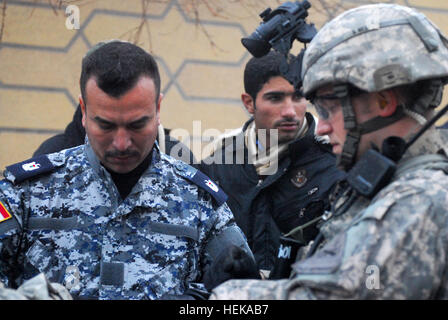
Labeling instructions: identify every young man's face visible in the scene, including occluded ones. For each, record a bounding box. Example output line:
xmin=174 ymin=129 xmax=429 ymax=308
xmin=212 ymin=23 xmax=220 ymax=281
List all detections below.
xmin=80 ymin=76 xmax=161 ymax=173
xmin=242 ymin=76 xmax=307 ymax=144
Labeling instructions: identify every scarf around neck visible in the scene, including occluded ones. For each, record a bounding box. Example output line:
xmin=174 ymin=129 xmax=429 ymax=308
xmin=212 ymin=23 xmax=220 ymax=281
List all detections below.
xmin=245 ymin=117 xmax=308 ymax=176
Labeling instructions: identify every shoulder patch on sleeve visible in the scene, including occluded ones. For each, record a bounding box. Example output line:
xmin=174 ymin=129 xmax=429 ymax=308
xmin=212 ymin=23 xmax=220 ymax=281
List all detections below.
xmin=0 ymin=200 xmax=12 ymax=223
xmin=173 ymin=161 xmax=228 ymax=206
xmin=5 ymin=155 xmax=56 ymax=184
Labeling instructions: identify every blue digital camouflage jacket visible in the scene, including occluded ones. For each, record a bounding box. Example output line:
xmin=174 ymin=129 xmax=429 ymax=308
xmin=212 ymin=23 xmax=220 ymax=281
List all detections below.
xmin=0 ymin=141 xmax=248 ymax=299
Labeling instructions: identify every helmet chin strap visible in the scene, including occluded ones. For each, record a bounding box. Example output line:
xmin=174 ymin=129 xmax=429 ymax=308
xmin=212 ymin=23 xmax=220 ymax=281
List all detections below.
xmin=338 ymin=129 xmax=360 ymax=171
xmin=337 ymin=94 xmax=407 ymax=171
xmin=331 ymin=85 xmax=358 ymax=170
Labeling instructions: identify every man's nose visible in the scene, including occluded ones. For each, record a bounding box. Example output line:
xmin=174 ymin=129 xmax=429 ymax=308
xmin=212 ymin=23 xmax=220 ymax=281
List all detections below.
xmin=281 ymin=98 xmax=298 ymax=118
xmin=316 ymin=118 xmax=332 ymax=136
xmin=112 ymin=128 xmax=132 ymax=151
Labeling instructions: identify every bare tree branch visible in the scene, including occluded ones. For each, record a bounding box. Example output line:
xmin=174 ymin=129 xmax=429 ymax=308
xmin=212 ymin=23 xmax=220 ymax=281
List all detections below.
xmin=117 ymin=0 xmax=155 ymax=53
xmin=0 ymin=0 xmax=375 ymax=48
xmin=180 ymin=0 xmax=227 ymax=53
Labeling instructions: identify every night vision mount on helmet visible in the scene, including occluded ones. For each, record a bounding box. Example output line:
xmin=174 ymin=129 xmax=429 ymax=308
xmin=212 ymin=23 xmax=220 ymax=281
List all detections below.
xmin=241 ymin=0 xmax=317 ymax=90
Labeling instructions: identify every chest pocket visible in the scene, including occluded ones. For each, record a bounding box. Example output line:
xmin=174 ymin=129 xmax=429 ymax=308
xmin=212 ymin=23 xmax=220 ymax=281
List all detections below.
xmin=25 ymin=239 xmax=65 ymax=282
xmin=292 ymin=232 xmax=346 ymax=275
xmin=143 ymin=222 xmax=201 ymax=298
xmin=148 ymin=222 xmax=199 ymax=242
xmin=145 ymin=222 xmax=199 ymax=264
xmin=24 ymin=217 xmax=79 ymax=282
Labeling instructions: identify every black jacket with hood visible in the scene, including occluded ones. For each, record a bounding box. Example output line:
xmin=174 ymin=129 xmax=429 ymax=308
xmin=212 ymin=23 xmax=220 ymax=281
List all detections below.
xmin=199 ymin=113 xmax=345 ymax=272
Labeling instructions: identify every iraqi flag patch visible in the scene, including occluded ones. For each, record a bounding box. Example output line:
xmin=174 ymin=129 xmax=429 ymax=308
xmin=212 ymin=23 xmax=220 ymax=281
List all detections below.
xmin=0 ymin=201 xmax=12 ymax=223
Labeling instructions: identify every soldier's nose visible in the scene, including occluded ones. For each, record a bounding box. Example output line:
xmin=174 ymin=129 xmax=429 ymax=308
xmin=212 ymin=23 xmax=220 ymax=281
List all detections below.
xmin=113 ymin=128 xmax=132 ymax=151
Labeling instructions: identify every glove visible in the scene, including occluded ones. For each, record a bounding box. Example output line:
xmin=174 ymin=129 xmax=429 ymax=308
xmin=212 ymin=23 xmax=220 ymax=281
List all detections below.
xmin=203 ymin=245 xmax=261 ymax=291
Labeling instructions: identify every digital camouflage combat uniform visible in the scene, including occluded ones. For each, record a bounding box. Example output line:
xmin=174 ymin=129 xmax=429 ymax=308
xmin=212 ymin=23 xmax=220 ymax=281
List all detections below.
xmin=0 ymin=140 xmax=248 ymax=300
xmin=211 ymin=128 xmax=448 ymax=299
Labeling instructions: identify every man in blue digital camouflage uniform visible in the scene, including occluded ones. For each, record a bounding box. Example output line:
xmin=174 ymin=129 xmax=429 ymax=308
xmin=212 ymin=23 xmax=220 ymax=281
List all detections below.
xmin=211 ymin=3 xmax=448 ymax=299
xmin=0 ymin=40 xmax=254 ymax=300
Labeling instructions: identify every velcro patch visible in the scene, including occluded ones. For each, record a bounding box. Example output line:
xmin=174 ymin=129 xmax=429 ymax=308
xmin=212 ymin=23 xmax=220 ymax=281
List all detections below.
xmin=5 ymin=155 xmax=55 ymax=184
xmin=0 ymin=201 xmax=12 ymax=223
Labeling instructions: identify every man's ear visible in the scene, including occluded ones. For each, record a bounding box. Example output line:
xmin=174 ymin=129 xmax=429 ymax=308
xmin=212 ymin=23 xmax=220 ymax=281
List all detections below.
xmin=377 ymin=90 xmax=398 ymax=117
xmin=241 ymin=93 xmax=255 ymax=115
xmin=156 ymin=93 xmax=163 ymax=126
xmin=79 ymin=95 xmax=87 ymax=127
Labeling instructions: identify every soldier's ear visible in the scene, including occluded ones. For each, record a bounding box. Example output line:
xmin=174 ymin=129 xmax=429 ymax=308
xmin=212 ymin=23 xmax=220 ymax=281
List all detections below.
xmin=376 ymin=90 xmax=397 ymax=117
xmin=79 ymin=95 xmax=87 ymax=127
xmin=242 ymin=93 xmax=255 ymax=114
xmin=156 ymin=93 xmax=163 ymax=126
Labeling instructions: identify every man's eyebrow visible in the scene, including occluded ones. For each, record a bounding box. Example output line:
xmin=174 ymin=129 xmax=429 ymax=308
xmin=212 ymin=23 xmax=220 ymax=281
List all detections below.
xmin=128 ymin=116 xmax=150 ymax=125
xmin=94 ymin=116 xmax=114 ymax=126
xmin=93 ymin=115 xmax=150 ymax=126
xmin=263 ymin=91 xmax=286 ymax=97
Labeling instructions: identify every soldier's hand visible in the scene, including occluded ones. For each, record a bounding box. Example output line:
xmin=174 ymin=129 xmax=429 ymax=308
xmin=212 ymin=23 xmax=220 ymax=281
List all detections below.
xmin=203 ymin=245 xmax=261 ymax=291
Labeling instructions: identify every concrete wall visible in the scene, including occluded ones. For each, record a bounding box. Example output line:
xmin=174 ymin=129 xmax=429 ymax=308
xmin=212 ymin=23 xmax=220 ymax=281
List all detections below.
xmin=1 ymin=0 xmax=448 ymax=173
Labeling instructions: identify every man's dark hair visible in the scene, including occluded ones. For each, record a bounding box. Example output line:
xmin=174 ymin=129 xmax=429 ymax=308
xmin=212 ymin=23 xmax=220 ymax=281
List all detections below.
xmin=80 ymin=40 xmax=161 ymax=105
xmin=244 ymin=50 xmax=289 ymax=100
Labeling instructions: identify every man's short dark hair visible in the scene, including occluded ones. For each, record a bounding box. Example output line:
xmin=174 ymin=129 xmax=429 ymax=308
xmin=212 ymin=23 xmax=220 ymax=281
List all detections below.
xmin=244 ymin=50 xmax=288 ymax=100
xmin=80 ymin=40 xmax=161 ymax=104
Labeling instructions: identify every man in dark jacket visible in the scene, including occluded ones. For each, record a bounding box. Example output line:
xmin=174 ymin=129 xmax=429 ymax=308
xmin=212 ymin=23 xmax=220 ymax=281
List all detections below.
xmin=34 ymin=104 xmax=196 ymax=165
xmin=33 ymin=105 xmax=85 ymax=156
xmin=199 ymin=51 xmax=344 ymax=277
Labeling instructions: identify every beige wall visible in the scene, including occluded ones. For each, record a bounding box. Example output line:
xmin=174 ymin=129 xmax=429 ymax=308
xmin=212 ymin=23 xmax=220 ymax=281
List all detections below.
xmin=1 ymin=0 xmax=448 ymax=173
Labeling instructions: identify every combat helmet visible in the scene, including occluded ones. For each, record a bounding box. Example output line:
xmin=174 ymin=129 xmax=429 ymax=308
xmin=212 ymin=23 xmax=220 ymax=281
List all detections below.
xmin=301 ymin=3 xmax=448 ymax=170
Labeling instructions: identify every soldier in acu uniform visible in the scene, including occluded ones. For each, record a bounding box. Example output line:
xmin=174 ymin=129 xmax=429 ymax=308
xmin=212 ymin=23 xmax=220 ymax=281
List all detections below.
xmin=211 ymin=3 xmax=448 ymax=299
xmin=0 ymin=40 xmax=254 ymax=300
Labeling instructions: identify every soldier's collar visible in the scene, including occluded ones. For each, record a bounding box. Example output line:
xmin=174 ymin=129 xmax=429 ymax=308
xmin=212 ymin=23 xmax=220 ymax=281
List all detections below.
xmin=401 ymin=127 xmax=448 ymax=161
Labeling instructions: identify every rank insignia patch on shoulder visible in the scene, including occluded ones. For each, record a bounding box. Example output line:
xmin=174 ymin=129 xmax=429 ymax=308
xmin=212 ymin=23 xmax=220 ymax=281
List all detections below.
xmin=0 ymin=201 xmax=12 ymax=223
xmin=172 ymin=160 xmax=227 ymax=206
xmin=191 ymin=170 xmax=227 ymax=206
xmin=5 ymin=155 xmax=55 ymax=184
xmin=204 ymin=179 xmax=219 ymax=193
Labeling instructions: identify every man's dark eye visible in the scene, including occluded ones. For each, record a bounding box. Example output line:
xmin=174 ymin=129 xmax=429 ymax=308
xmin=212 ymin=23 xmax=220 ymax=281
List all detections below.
xmin=292 ymin=92 xmax=304 ymax=100
xmin=99 ymin=123 xmax=115 ymax=130
xmin=267 ymin=94 xmax=283 ymax=102
xmin=128 ymin=122 xmax=146 ymax=130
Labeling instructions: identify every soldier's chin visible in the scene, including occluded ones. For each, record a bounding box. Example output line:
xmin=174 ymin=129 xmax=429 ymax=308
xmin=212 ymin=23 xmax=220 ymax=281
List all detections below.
xmin=332 ymin=144 xmax=342 ymax=155
xmin=105 ymin=158 xmax=139 ymax=174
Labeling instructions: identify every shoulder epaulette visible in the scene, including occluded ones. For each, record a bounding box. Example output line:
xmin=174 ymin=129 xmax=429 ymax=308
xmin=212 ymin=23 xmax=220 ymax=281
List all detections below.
xmin=5 ymin=154 xmax=56 ymax=184
xmin=172 ymin=160 xmax=228 ymax=206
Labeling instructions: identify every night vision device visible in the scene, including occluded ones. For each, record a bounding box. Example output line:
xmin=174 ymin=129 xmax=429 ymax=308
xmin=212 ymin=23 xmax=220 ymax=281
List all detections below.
xmin=241 ymin=0 xmax=317 ymax=89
